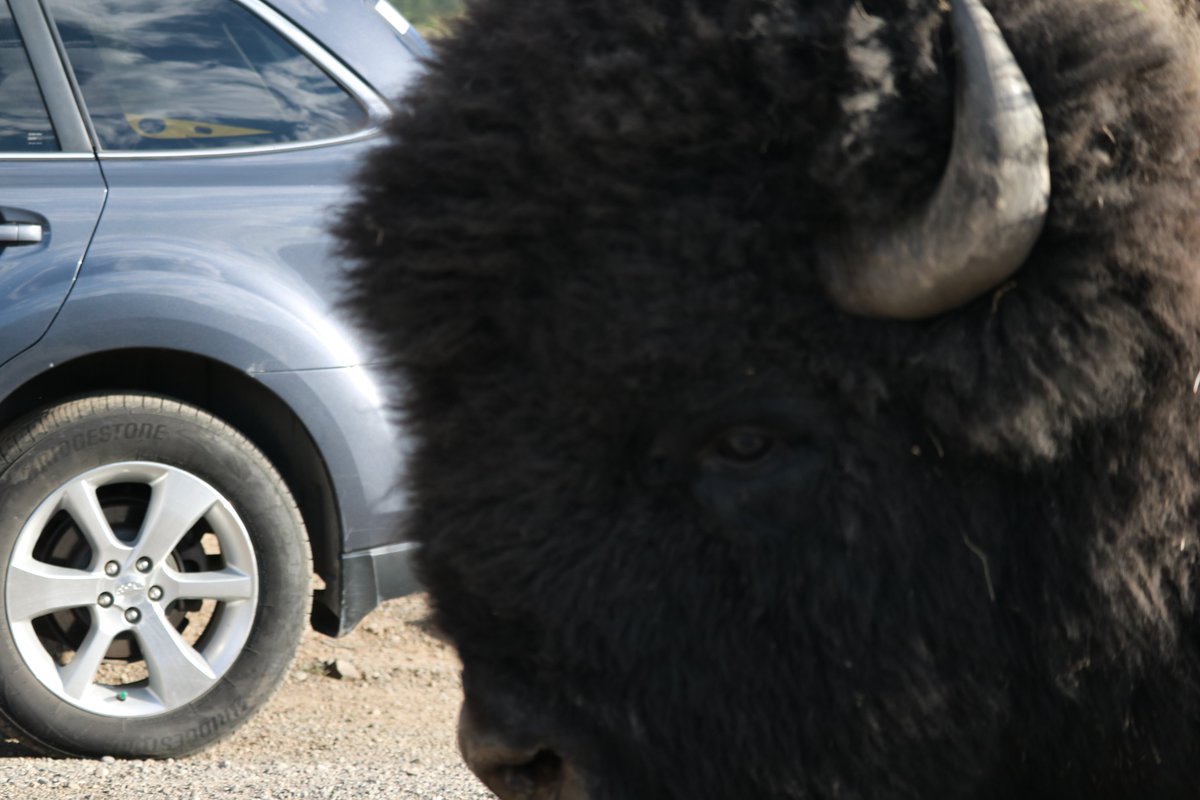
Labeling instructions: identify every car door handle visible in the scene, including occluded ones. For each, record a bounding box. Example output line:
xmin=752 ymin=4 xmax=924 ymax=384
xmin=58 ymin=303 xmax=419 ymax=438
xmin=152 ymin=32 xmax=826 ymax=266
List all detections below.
xmin=0 ymin=223 xmax=43 ymax=244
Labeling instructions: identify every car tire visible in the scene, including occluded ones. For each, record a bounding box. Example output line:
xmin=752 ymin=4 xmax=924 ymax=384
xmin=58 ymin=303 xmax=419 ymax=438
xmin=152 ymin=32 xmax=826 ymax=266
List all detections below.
xmin=0 ymin=393 xmax=310 ymax=758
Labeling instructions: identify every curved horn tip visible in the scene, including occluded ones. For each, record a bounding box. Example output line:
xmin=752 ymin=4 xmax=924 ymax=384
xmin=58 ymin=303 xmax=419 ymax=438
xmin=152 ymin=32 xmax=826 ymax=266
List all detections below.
xmin=824 ymin=0 xmax=1050 ymax=320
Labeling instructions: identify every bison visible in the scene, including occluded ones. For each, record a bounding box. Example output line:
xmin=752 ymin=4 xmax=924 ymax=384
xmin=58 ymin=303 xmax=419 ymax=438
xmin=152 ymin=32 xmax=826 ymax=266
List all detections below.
xmin=341 ymin=0 xmax=1200 ymax=797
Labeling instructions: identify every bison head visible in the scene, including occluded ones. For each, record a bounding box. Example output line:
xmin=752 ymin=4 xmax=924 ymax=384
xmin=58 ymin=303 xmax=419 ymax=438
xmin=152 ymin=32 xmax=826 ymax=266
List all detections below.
xmin=343 ymin=0 xmax=1200 ymax=797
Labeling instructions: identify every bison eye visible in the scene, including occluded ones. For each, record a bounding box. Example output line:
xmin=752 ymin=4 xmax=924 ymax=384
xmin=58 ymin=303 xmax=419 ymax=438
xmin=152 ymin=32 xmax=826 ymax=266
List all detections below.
xmin=704 ymin=427 xmax=777 ymax=468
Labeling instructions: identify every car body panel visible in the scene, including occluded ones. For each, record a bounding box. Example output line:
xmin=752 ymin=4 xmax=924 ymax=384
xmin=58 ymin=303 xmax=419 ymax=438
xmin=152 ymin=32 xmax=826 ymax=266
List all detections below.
xmin=81 ymin=142 xmax=380 ymax=373
xmin=255 ymin=366 xmax=418 ymax=633
xmin=0 ymin=161 xmax=106 ymax=366
xmin=243 ymin=365 xmax=410 ymax=552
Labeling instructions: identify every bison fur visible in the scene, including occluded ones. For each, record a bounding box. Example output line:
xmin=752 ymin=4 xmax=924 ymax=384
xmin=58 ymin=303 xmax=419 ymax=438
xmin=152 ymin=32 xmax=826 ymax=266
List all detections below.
xmin=342 ymin=0 xmax=1200 ymax=797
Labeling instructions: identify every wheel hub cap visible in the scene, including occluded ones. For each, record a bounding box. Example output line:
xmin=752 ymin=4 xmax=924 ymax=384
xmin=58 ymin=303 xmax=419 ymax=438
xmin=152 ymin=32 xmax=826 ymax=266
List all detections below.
xmin=5 ymin=462 xmax=259 ymax=717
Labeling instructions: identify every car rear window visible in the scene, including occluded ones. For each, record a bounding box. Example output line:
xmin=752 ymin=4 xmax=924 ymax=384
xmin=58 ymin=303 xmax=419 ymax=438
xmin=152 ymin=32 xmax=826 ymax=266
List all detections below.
xmin=0 ymin=0 xmax=59 ymax=153
xmin=46 ymin=0 xmax=369 ymax=151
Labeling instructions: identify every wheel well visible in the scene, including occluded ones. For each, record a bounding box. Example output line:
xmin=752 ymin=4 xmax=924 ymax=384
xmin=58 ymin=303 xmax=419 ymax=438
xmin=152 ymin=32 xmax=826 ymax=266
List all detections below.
xmin=0 ymin=349 xmax=339 ymax=632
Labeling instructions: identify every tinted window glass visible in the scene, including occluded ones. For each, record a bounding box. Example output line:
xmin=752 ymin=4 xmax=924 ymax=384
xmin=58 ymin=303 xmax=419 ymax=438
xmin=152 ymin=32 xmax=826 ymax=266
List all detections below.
xmin=47 ymin=0 xmax=368 ymax=151
xmin=0 ymin=1 xmax=59 ymax=152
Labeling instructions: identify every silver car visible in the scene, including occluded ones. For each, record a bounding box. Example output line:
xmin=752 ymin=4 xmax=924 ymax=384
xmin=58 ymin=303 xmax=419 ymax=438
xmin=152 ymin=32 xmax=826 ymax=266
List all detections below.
xmin=0 ymin=0 xmax=423 ymax=757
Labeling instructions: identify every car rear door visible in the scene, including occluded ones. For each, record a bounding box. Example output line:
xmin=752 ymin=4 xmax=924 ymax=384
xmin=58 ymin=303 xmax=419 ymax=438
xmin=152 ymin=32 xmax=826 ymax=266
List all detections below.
xmin=0 ymin=0 xmax=105 ymax=365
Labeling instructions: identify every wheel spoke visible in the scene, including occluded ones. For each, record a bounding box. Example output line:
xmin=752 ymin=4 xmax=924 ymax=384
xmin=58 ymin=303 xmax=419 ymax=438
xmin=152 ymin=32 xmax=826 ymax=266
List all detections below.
xmin=9 ymin=458 xmax=261 ymax=721
xmin=6 ymin=561 xmax=100 ymax=621
xmin=62 ymin=480 xmax=125 ymax=558
xmin=169 ymin=567 xmax=254 ymax=602
xmin=59 ymin=618 xmax=118 ymax=700
xmin=136 ymin=471 xmax=222 ymax=567
xmin=138 ymin=609 xmax=218 ymax=707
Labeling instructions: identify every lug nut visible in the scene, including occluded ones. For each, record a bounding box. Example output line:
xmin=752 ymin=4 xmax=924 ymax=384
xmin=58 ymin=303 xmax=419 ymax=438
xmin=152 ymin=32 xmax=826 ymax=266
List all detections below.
xmin=104 ymin=561 xmax=120 ymax=577
xmin=124 ymin=608 xmax=141 ymax=624
xmin=135 ymin=557 xmax=152 ymax=573
xmin=97 ymin=592 xmax=114 ymax=608
xmin=148 ymin=586 xmax=163 ymax=601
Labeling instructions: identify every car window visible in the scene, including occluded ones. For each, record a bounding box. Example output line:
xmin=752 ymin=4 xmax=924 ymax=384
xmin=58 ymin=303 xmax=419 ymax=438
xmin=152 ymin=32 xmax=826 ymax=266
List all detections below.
xmin=46 ymin=0 xmax=369 ymax=152
xmin=0 ymin=0 xmax=59 ymax=153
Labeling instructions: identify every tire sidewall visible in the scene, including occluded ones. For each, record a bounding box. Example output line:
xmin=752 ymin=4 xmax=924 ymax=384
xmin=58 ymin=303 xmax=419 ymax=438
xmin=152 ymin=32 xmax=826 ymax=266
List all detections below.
xmin=0 ymin=397 xmax=309 ymax=757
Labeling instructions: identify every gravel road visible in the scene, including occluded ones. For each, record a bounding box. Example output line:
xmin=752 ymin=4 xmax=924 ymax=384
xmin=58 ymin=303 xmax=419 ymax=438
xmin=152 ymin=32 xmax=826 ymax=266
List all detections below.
xmin=0 ymin=595 xmax=496 ymax=799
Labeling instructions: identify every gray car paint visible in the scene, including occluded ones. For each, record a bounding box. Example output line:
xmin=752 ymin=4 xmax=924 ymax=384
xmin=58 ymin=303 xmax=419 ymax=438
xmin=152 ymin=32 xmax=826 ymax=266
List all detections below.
xmin=0 ymin=161 xmax=106 ymax=364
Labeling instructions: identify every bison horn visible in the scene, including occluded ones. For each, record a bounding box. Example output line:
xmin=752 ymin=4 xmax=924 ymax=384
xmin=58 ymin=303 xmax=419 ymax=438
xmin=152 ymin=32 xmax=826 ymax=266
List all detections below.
xmin=823 ymin=0 xmax=1050 ymax=319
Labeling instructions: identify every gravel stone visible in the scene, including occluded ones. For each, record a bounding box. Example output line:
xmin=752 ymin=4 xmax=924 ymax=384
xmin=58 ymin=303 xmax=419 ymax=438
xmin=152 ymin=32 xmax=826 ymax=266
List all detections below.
xmin=330 ymin=659 xmax=362 ymax=681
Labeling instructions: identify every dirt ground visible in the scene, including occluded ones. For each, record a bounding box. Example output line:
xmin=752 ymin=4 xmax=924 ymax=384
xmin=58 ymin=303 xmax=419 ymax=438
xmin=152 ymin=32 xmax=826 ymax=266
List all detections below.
xmin=219 ymin=593 xmax=463 ymax=760
xmin=208 ymin=593 xmax=492 ymax=796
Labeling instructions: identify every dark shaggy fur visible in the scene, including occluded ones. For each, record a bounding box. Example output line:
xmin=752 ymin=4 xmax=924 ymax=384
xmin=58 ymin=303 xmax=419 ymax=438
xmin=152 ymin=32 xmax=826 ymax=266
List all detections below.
xmin=342 ymin=0 xmax=1200 ymax=797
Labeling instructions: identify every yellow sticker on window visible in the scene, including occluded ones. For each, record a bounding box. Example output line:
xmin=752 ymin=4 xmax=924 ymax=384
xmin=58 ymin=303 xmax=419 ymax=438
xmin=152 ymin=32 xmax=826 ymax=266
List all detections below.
xmin=125 ymin=114 xmax=271 ymax=140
